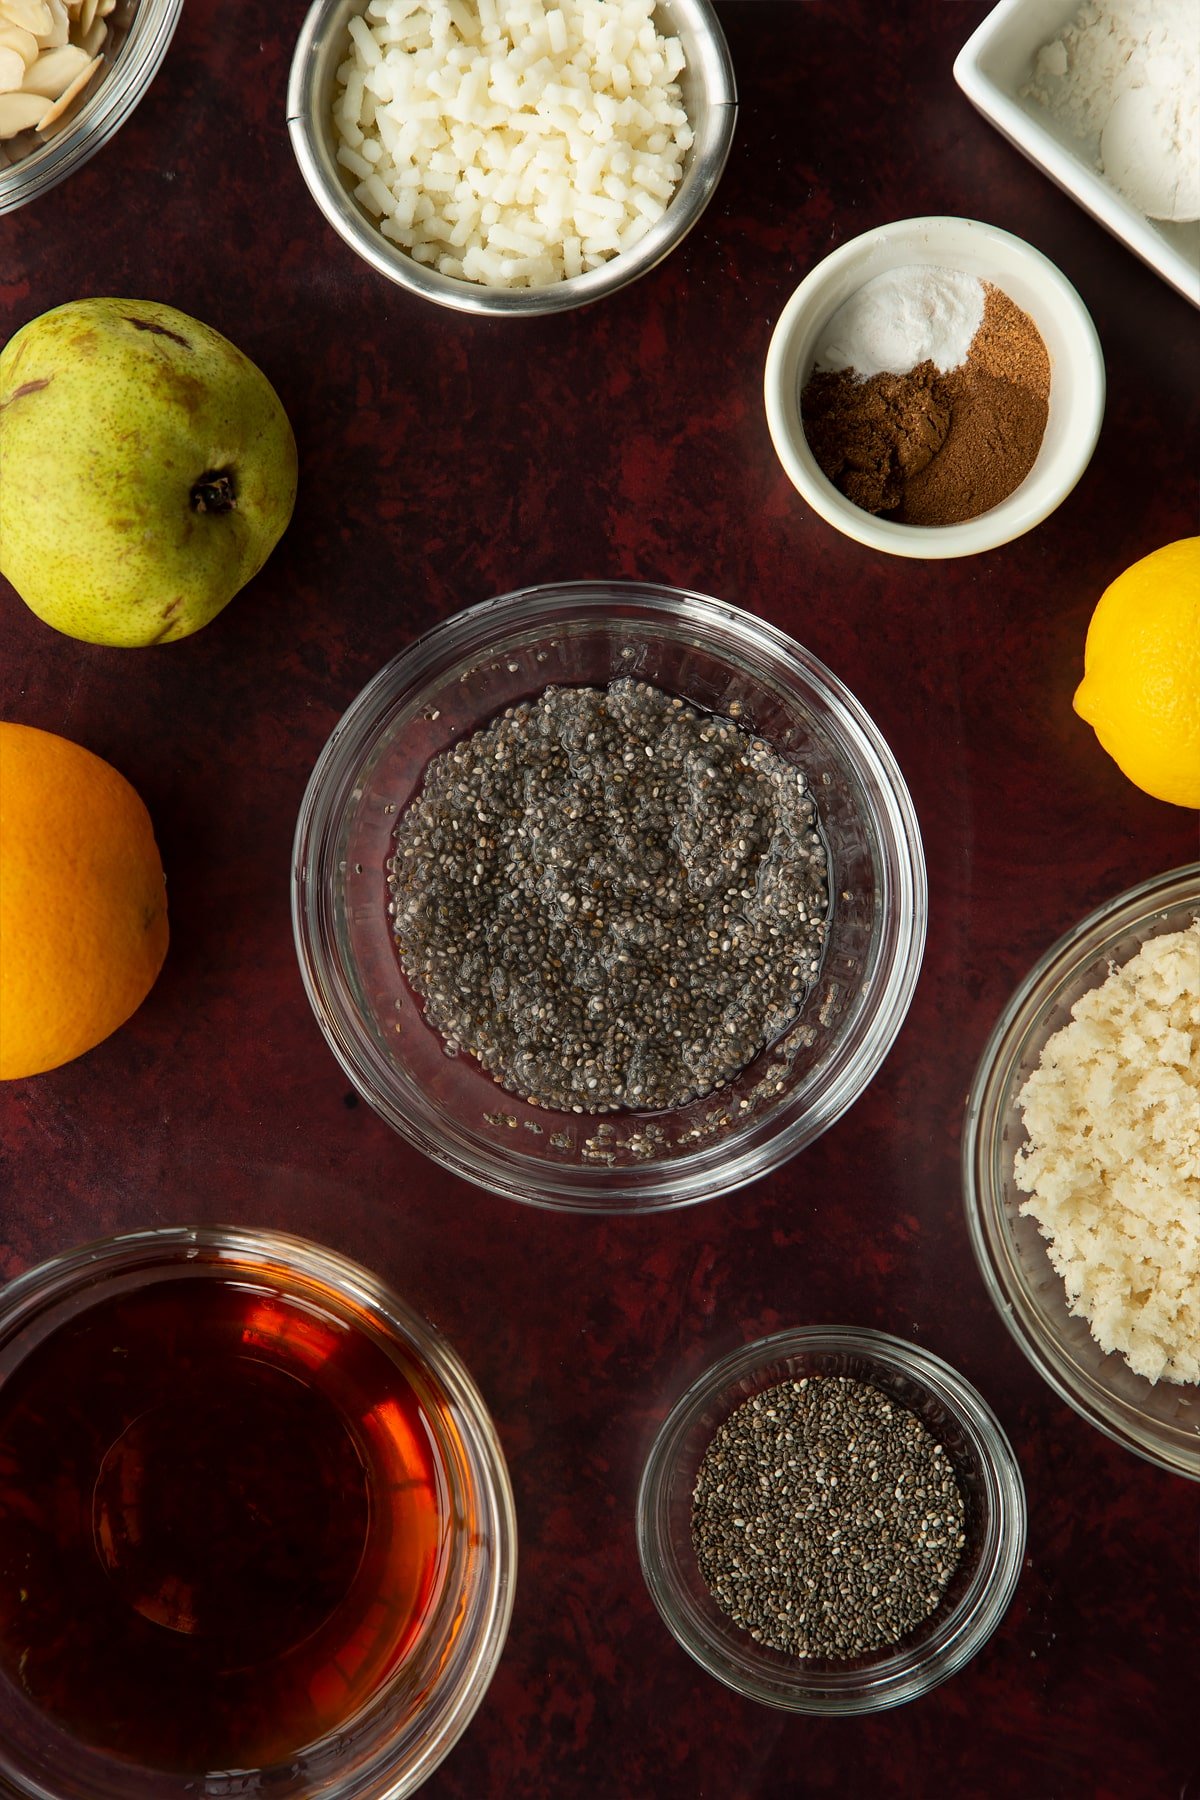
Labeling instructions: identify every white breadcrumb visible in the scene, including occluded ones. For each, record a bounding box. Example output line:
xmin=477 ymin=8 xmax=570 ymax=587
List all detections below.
xmin=1013 ymin=918 xmax=1200 ymax=1386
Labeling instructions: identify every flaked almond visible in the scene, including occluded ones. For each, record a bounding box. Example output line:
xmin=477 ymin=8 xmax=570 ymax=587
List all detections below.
xmin=0 ymin=20 xmax=39 ymax=63
xmin=41 ymin=0 xmax=68 ymax=48
xmin=0 ymin=43 xmax=25 ymax=88
xmin=0 ymin=85 xmax=46 ymax=133
xmin=0 ymin=0 xmax=52 ymax=39
xmin=33 ymin=45 xmax=97 ymax=124
xmin=0 ymin=0 xmax=106 ymax=145
xmin=20 ymin=38 xmax=87 ymax=93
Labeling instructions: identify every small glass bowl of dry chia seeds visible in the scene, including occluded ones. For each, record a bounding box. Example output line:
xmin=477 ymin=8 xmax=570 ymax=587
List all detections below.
xmin=636 ymin=1326 xmax=1025 ymax=1712
xmin=293 ymin=582 xmax=926 ymax=1210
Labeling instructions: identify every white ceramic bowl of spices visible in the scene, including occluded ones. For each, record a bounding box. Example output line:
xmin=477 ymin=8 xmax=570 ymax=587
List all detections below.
xmin=764 ymin=216 xmax=1105 ymax=559
xmin=637 ymin=1326 xmax=1026 ymax=1712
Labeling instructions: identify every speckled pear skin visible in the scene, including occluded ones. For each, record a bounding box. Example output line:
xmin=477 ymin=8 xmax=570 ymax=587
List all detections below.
xmin=0 ymin=299 xmax=297 ymax=647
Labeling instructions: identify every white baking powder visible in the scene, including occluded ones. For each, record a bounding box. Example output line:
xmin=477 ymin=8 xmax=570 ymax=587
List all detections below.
xmin=813 ymin=267 xmax=985 ymax=380
xmin=1024 ymin=0 xmax=1200 ymax=222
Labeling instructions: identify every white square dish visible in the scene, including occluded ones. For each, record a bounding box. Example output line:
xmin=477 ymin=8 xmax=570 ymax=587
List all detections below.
xmin=954 ymin=0 xmax=1200 ymax=309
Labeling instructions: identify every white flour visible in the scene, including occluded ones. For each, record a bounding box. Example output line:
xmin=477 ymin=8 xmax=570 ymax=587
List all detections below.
xmin=814 ymin=267 xmax=985 ymax=379
xmin=1024 ymin=0 xmax=1200 ymax=221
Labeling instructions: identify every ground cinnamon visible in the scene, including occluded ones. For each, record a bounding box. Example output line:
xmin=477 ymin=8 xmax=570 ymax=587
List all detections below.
xmin=897 ymin=366 xmax=1046 ymax=526
xmin=800 ymin=283 xmax=1050 ymax=528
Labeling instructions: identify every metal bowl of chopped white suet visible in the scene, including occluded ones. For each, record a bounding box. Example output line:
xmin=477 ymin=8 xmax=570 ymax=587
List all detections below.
xmin=291 ymin=581 xmax=928 ymax=1211
xmin=964 ymin=863 xmax=1200 ymax=1482
xmin=286 ymin=0 xmax=736 ymax=314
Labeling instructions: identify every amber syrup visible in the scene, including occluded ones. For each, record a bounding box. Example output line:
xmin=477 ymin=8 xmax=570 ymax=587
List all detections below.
xmin=0 ymin=1271 xmax=452 ymax=1774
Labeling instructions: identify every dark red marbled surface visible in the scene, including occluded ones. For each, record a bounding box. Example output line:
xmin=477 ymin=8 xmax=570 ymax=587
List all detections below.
xmin=2 ymin=3 xmax=1198 ymax=1796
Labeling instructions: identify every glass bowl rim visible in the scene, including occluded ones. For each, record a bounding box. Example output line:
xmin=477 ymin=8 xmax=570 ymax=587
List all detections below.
xmin=0 ymin=1224 xmax=518 ymax=1800
xmin=291 ymin=579 xmax=928 ymax=1211
xmin=635 ymin=1323 xmax=1026 ymax=1714
xmin=962 ymin=860 xmax=1200 ymax=1483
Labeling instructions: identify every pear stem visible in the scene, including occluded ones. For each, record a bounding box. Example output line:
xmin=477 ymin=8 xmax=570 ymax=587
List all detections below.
xmin=190 ymin=472 xmax=236 ymax=514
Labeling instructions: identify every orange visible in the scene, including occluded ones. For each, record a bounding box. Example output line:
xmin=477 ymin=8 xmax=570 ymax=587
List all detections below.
xmin=0 ymin=723 xmax=168 ymax=1079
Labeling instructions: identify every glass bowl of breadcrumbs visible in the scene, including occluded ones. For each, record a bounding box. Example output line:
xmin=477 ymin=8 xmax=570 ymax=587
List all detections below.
xmin=964 ymin=863 xmax=1200 ymax=1482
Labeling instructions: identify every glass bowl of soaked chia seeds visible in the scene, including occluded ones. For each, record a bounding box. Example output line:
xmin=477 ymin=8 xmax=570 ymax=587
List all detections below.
xmin=636 ymin=1326 xmax=1026 ymax=1712
xmin=292 ymin=582 xmax=926 ymax=1210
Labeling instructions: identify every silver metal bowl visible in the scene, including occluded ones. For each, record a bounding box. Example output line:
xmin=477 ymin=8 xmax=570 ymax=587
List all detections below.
xmin=286 ymin=0 xmax=737 ymax=316
xmin=0 ymin=0 xmax=183 ymax=215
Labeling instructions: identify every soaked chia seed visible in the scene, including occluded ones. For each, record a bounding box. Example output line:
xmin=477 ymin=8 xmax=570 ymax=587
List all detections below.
xmin=386 ymin=678 xmax=828 ymax=1113
xmin=691 ymin=1377 xmax=967 ymax=1659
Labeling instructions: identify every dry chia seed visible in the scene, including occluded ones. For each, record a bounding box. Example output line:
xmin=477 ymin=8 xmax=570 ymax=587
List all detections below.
xmin=691 ymin=1377 xmax=967 ymax=1660
xmin=387 ymin=678 xmax=828 ymax=1113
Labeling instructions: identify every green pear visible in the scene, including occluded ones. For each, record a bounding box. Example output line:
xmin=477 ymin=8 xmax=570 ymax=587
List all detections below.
xmin=0 ymin=298 xmax=298 ymax=647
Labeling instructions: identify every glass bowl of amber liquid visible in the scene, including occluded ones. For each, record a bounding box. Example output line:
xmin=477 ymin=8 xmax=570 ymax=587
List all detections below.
xmin=293 ymin=580 xmax=927 ymax=1210
xmin=0 ymin=1226 xmax=516 ymax=1799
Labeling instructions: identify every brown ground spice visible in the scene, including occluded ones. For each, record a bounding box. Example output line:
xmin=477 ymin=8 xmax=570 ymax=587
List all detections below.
xmin=897 ymin=367 xmax=1046 ymax=526
xmin=802 ymin=362 xmax=950 ymax=515
xmin=970 ymin=284 xmax=1050 ymax=397
xmin=801 ymin=283 xmax=1050 ymax=528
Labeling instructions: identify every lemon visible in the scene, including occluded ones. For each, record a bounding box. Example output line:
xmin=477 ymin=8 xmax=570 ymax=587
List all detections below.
xmin=1073 ymin=537 xmax=1200 ymax=810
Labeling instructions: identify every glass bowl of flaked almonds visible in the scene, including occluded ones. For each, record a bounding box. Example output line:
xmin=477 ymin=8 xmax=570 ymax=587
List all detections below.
xmin=0 ymin=0 xmax=182 ymax=212
xmin=636 ymin=1327 xmax=1026 ymax=1713
xmin=964 ymin=863 xmax=1200 ymax=1483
